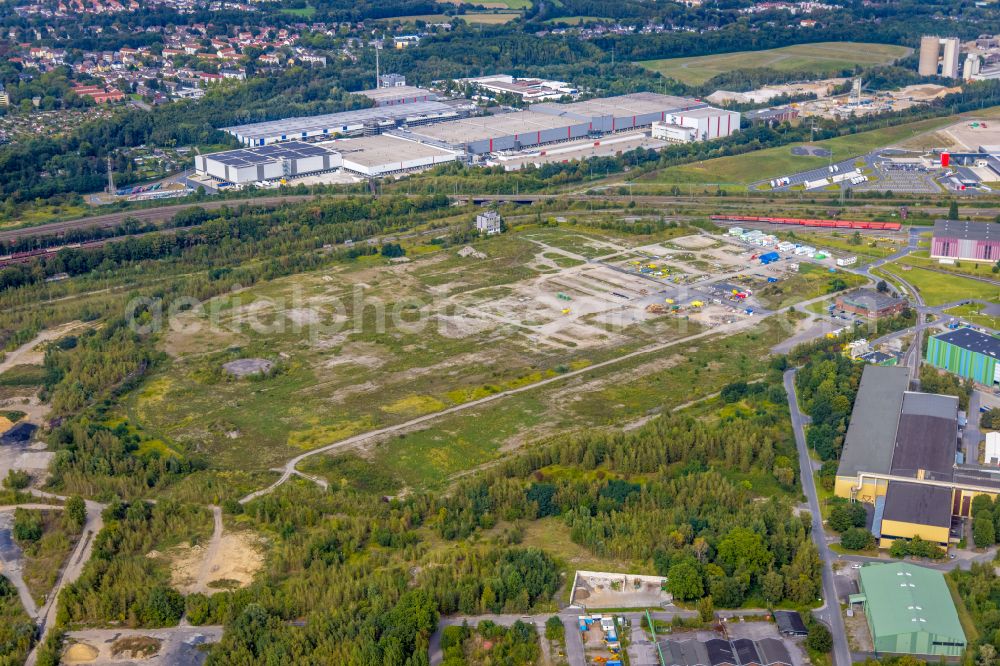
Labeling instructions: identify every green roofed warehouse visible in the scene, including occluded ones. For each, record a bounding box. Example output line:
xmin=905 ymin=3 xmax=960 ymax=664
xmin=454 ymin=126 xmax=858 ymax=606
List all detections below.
xmin=853 ymin=562 xmax=966 ymax=657
xmin=925 ymin=328 xmax=1000 ymax=386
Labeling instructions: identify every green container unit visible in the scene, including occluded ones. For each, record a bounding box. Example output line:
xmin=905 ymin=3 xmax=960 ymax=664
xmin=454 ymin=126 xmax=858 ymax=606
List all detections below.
xmin=857 ymin=563 xmax=966 ymax=658
xmin=925 ymin=329 xmax=999 ymax=386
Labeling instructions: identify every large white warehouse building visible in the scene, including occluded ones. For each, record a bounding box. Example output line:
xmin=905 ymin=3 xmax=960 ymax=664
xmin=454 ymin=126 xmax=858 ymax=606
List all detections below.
xmin=322 ymin=135 xmax=460 ymax=177
xmin=222 ymin=101 xmax=460 ymax=146
xmin=405 ymin=92 xmax=739 ymax=155
xmin=195 ymin=135 xmax=460 ymax=184
xmin=194 ymin=141 xmax=342 ymax=184
xmin=652 ymin=107 xmax=741 ymax=143
xmin=529 ymin=92 xmax=718 ymax=133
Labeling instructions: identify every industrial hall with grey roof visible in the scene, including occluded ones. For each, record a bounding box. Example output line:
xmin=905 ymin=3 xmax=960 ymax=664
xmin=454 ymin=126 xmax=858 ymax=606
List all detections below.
xmin=833 ymin=364 xmax=1000 ymax=548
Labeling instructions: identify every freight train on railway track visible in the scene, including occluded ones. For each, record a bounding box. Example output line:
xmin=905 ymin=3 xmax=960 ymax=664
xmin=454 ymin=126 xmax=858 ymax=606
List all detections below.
xmin=710 ymin=215 xmax=902 ymax=231
xmin=0 ymin=240 xmax=108 ymax=268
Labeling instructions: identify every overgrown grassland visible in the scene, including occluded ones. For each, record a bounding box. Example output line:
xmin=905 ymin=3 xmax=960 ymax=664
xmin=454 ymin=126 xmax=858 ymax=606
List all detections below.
xmin=126 ymin=221 xmax=812 ymax=490
xmin=639 ymin=42 xmax=911 ymax=86
xmin=130 ymin=226 xmax=693 ymax=471
xmin=874 ymin=262 xmax=1000 ymax=306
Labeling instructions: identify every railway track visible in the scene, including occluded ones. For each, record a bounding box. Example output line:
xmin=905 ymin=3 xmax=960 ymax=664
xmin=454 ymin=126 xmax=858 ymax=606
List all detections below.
xmin=1 ymin=190 xmax=996 ymax=247
xmin=0 ymin=195 xmax=316 ymax=243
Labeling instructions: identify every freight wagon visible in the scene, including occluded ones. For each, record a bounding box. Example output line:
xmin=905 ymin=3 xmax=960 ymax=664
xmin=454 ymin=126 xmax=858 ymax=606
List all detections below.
xmin=710 ymin=215 xmax=901 ymax=231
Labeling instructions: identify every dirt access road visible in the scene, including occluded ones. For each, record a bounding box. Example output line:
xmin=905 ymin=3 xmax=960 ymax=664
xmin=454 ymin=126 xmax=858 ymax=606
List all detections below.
xmin=25 ymin=492 xmax=105 ymax=666
xmin=239 ymin=282 xmax=849 ymax=504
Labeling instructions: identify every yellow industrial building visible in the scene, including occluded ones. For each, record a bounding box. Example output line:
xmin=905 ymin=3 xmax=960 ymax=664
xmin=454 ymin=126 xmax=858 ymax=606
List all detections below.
xmin=835 ymin=366 xmax=1000 ymax=548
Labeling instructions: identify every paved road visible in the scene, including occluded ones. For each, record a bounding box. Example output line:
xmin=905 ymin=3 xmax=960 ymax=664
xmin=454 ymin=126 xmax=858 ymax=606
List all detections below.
xmin=967 ymin=390 xmax=983 ymax=464
xmin=0 ymin=510 xmax=38 ymax=619
xmin=784 ymin=369 xmax=850 ymax=666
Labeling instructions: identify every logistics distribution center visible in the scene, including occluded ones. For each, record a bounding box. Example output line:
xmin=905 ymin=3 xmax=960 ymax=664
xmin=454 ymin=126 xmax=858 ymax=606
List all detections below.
xmin=835 ymin=365 xmax=1000 ymax=548
xmin=200 ymin=92 xmax=739 ymax=185
xmin=852 ymin=563 xmax=966 ymax=657
xmin=195 ymin=135 xmax=461 ymax=181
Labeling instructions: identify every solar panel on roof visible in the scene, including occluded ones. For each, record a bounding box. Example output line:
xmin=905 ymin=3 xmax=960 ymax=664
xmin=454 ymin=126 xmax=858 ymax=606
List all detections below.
xmin=203 ymin=140 xmax=338 ymax=169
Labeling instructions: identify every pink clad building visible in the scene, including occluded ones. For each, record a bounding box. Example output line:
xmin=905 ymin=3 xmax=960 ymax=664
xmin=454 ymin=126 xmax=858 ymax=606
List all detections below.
xmin=931 ymin=219 xmax=1000 ymax=262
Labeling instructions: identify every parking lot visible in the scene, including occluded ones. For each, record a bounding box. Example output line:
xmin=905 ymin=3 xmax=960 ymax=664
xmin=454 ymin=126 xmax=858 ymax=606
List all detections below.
xmin=752 ymin=153 xmax=877 ymax=192
xmin=853 ymin=158 xmax=942 ymax=193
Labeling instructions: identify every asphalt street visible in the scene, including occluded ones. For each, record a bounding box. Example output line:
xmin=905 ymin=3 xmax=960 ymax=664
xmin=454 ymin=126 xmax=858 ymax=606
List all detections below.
xmin=783 ymin=369 xmax=851 ymax=666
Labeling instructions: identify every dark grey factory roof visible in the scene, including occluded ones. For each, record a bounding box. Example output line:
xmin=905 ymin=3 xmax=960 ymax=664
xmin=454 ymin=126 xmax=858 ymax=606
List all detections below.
xmin=836 ymin=288 xmax=904 ymax=312
xmin=662 ymin=640 xmax=710 ymax=666
xmin=755 ymin=639 xmax=792 ymax=666
xmin=953 ymin=465 xmax=1000 ymax=490
xmin=882 ymin=482 xmax=953 ymax=528
xmin=901 ymin=390 xmax=958 ymax=420
xmin=932 ymin=328 xmax=1000 ymax=360
xmin=663 ymin=638 xmax=791 ymax=666
xmin=837 ymin=365 xmax=910 ymax=478
xmin=745 ymin=107 xmax=794 ymax=120
xmin=890 ymin=391 xmax=959 ymax=480
xmin=705 ymin=639 xmax=738 ymax=666
xmin=934 ymin=219 xmax=1000 ymax=242
xmin=774 ymin=611 xmax=808 ymax=636
xmin=731 ymin=639 xmax=760 ymax=666
xmin=205 ymin=141 xmax=336 ymax=168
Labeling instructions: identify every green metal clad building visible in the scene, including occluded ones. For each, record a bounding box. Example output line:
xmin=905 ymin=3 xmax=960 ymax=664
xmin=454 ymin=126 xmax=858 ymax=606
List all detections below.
xmin=855 ymin=563 xmax=966 ymax=657
xmin=925 ymin=328 xmax=1000 ymax=386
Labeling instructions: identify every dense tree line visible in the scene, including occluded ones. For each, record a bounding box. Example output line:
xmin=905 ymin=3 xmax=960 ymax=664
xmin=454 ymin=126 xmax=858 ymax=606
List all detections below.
xmin=0 ymin=194 xmax=450 ymax=292
xmin=440 ymin=620 xmax=540 ymax=666
xmin=919 ymin=365 xmax=973 ymax=412
xmin=971 ymin=494 xmax=1000 ymax=549
xmin=181 ymin=482 xmax=557 ymax=664
xmin=58 ymin=499 xmax=206 ymax=627
xmin=0 ymin=576 xmax=35 ymax=666
xmin=795 ymin=352 xmax=863 ymax=461
xmin=429 ymin=380 xmax=817 ymax=609
xmin=950 ymin=563 xmax=1000 ymax=664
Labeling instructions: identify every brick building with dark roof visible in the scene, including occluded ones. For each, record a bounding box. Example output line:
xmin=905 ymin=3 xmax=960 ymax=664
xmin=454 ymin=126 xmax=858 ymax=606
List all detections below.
xmin=834 ymin=288 xmax=908 ymax=319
